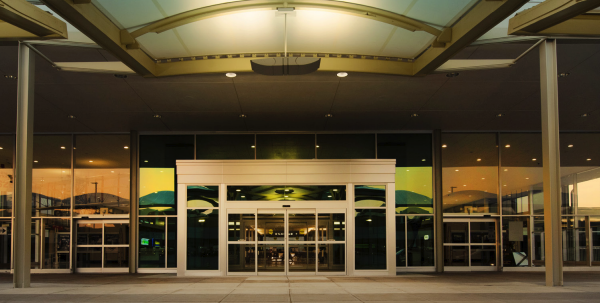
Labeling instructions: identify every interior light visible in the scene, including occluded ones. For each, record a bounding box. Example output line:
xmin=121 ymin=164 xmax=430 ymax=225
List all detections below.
xmin=337 ymin=72 xmax=348 ymax=78
xmin=124 ymin=146 xmax=129 ymax=149
xmin=406 ymin=170 xmax=410 ymax=171
xmin=284 ymin=195 xmax=289 ymax=198
xmin=60 ymin=146 xmax=66 ymax=149
xmin=34 ymin=160 xmax=38 ymax=163
xmin=284 ymin=189 xmax=289 ymax=192
xmin=198 ymin=219 xmax=205 ymax=223
xmin=587 ymin=158 xmax=592 ymax=161
xmin=568 ymin=144 xmax=574 ymax=148
xmin=316 ymin=145 xmax=320 ymax=148
xmin=503 ymin=185 xmax=507 ymax=187
xmin=241 ymin=196 xmax=245 ymax=198
xmin=236 ymin=189 xmax=241 ymax=192
xmin=328 ymin=195 xmax=332 ymax=198
xmin=0 ymin=147 xmax=3 ymax=149
xmin=477 ymin=159 xmax=481 ymax=161
xmin=366 ymin=219 xmax=372 ymax=222
xmin=504 ymin=169 xmax=508 ymax=171
xmin=455 ymin=169 xmax=459 ymax=172
xmin=333 ymin=189 xmax=338 ymax=192
xmin=89 ymin=160 xmax=93 ymax=163
xmin=421 ymin=159 xmax=426 ymax=161
xmin=111 ymin=171 xmax=114 ymax=173
xmin=505 ymin=144 xmax=510 ymax=148
xmin=482 ymin=178 xmax=485 ymax=180
xmin=251 ymin=145 xmax=255 ymax=148
xmin=526 ymin=178 xmax=530 ymax=180
xmin=442 ymin=144 xmax=447 ymax=148
xmin=532 ymin=158 xmax=537 ymax=161
xmin=144 ymin=160 xmax=148 ymax=163
xmin=153 ymin=114 xmax=161 ymax=118
xmin=463 ymin=185 xmax=467 ymax=187
xmin=226 ymin=73 xmax=237 ymax=78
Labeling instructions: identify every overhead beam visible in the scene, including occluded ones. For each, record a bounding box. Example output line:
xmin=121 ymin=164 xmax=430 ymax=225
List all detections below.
xmin=527 ymin=14 xmax=600 ymax=36
xmin=128 ymin=0 xmax=444 ymax=45
xmin=414 ymin=0 xmax=530 ymax=76
xmin=0 ymin=0 xmax=67 ymax=39
xmin=508 ymin=0 xmax=600 ymax=35
xmin=41 ymin=0 xmax=156 ymax=76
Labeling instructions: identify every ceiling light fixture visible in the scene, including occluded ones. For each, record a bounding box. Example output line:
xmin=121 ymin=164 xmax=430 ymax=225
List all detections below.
xmin=60 ymin=146 xmax=66 ymax=149
xmin=532 ymin=158 xmax=537 ymax=161
xmin=558 ymin=72 xmax=570 ymax=77
xmin=4 ymin=75 xmax=17 ymax=79
xmin=581 ymin=113 xmax=589 ymax=117
xmin=505 ymin=144 xmax=510 ymax=148
xmin=67 ymin=115 xmax=76 ymax=119
xmin=455 ymin=169 xmax=459 ymax=172
xmin=446 ymin=72 xmax=459 ymax=78
xmin=239 ymin=114 xmax=247 ymax=118
xmin=411 ymin=113 xmax=419 ymax=117
xmin=251 ymin=145 xmax=255 ymax=148
xmin=587 ymin=158 xmax=592 ymax=161
xmin=0 ymin=147 xmax=3 ymax=149
xmin=325 ymin=113 xmax=333 ymax=118
xmin=124 ymin=146 xmax=129 ymax=149
xmin=568 ymin=144 xmax=574 ymax=148
xmin=496 ymin=113 xmax=504 ymax=117
xmin=442 ymin=144 xmax=447 ymax=148
xmin=225 ymin=73 xmax=237 ymax=78
xmin=153 ymin=114 xmax=161 ymax=118
xmin=89 ymin=160 xmax=93 ymax=163
xmin=477 ymin=158 xmax=481 ymax=161
xmin=337 ymin=72 xmax=348 ymax=78
xmin=34 ymin=160 xmax=38 ymax=163
xmin=422 ymin=159 xmax=426 ymax=162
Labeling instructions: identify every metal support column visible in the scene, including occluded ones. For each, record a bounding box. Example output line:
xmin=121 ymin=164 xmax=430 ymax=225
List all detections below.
xmin=539 ymin=39 xmax=563 ymax=287
xmin=129 ymin=130 xmax=139 ymax=273
xmin=433 ymin=129 xmax=444 ymax=272
xmin=13 ymin=42 xmax=35 ymax=288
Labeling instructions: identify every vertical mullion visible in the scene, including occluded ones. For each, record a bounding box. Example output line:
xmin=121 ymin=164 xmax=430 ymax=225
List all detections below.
xmin=165 ymin=216 xmax=168 ymax=269
xmin=70 ymin=134 xmax=74 ymax=271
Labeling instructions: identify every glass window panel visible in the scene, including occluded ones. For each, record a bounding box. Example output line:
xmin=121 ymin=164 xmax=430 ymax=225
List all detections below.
xmin=443 ymin=222 xmax=468 ymax=244
xmin=31 ymin=219 xmax=41 ymax=269
xmin=377 ymin=134 xmax=432 ymax=167
xmin=562 ymin=216 xmax=587 ymax=263
xmin=318 ymin=244 xmax=345 ymax=272
xmin=560 ymin=133 xmax=600 ymax=215
xmin=43 ymin=219 xmax=70 ymax=269
xmin=355 ymin=209 xmax=386 ymax=270
xmin=0 ymin=135 xmax=14 ymax=217
xmin=470 ymin=246 xmax=496 ymax=266
xmin=104 ymin=223 xmax=129 ymax=245
xmin=591 ymin=217 xmax=600 ymax=263
xmin=576 ymin=168 xmax=600 ymax=215
xmin=0 ymin=220 xmax=11 ymax=269
xmin=228 ymin=214 xmax=256 ymax=242
xmin=500 ymin=133 xmax=543 ymax=215
xmin=257 ymin=244 xmax=285 ymax=272
xmin=532 ymin=216 xmax=545 ymax=266
xmin=355 ymin=185 xmax=385 ymax=207
xmin=318 ymin=213 xmax=345 ymax=241
xmin=104 ymin=247 xmax=129 ymax=268
xmin=74 ymin=135 xmax=130 ymax=216
xmin=187 ymin=186 xmax=219 ymax=208
xmin=256 ymin=134 xmax=315 ymax=159
xmin=187 ymin=209 xmax=219 ymax=270
xmin=77 ymin=223 xmax=102 ymax=245
xmin=470 ymin=222 xmax=496 ymax=244
xmin=228 ymin=244 xmax=256 ymax=272
xmin=139 ymin=135 xmax=194 ymax=216
xmin=196 ymin=135 xmax=255 ymax=159
xmin=316 ymin=134 xmax=375 ymax=159
xmin=395 ymin=167 xmax=433 ymax=214
xmin=289 ymin=244 xmax=316 ymax=272
xmin=139 ymin=217 xmax=165 ymax=268
xmin=396 ymin=216 xmax=405 ymax=267
xmin=289 ymin=213 xmax=315 ymax=241
xmin=77 ymin=247 xmax=102 ymax=268
xmin=502 ymin=217 xmax=529 ymax=267
xmin=32 ymin=135 xmax=72 ymax=217
xmin=228 ymin=185 xmax=346 ymax=201
xmin=407 ymin=216 xmax=434 ymax=266
xmin=442 ymin=133 xmax=498 ymax=214
xmin=167 ymin=217 xmax=177 ymax=268
xmin=257 ymin=213 xmax=285 ymax=242
xmin=444 ymin=246 xmax=468 ymax=266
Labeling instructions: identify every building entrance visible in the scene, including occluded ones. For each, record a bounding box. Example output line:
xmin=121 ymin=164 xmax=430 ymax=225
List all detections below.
xmin=227 ymin=208 xmax=346 ymax=275
xmin=442 ymin=218 xmax=498 ymax=271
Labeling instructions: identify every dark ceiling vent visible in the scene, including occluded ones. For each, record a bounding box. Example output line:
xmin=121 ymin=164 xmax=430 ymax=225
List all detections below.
xmin=251 ymin=57 xmax=321 ymax=76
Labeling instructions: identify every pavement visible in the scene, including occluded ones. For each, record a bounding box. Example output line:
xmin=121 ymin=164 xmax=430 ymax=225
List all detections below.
xmin=0 ymin=272 xmax=599 ymax=302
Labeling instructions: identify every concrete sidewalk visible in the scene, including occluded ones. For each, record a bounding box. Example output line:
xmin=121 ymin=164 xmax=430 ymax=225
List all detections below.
xmin=0 ymin=272 xmax=599 ymax=302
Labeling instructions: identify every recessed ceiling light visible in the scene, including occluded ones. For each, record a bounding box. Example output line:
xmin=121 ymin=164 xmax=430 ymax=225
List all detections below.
xmin=477 ymin=158 xmax=481 ymax=161
xmin=316 ymin=145 xmax=320 ymax=148
xmin=421 ymin=159 xmax=426 ymax=162
xmin=111 ymin=171 xmax=114 ymax=173
xmin=0 ymin=147 xmax=3 ymax=149
xmin=568 ymin=144 xmax=574 ymax=148
xmin=124 ymin=146 xmax=129 ymax=149
xmin=532 ymin=158 xmax=537 ymax=161
xmin=144 ymin=160 xmax=148 ymax=163
xmin=526 ymin=178 xmax=529 ymax=180
xmin=455 ymin=169 xmax=459 ymax=172
xmin=239 ymin=114 xmax=247 ymax=118
xmin=366 ymin=219 xmax=372 ymax=222
xmin=153 ymin=114 xmax=162 ymax=118
xmin=89 ymin=160 xmax=93 ymax=163
xmin=503 ymin=185 xmax=507 ymax=187
xmin=67 ymin=115 xmax=76 ymax=119
xmin=482 ymin=178 xmax=485 ymax=180
xmin=581 ymin=113 xmax=589 ymax=117
xmin=505 ymin=144 xmax=510 ymax=148
xmin=4 ymin=75 xmax=17 ymax=79
xmin=33 ymin=160 xmax=38 ymax=163
xmin=411 ymin=113 xmax=419 ymax=117
xmin=587 ymin=158 xmax=592 ymax=161
xmin=226 ymin=73 xmax=237 ymax=78
xmin=442 ymin=144 xmax=447 ymax=148
xmin=236 ymin=189 xmax=241 ymax=192
xmin=251 ymin=145 xmax=255 ymax=148
xmin=325 ymin=113 xmax=333 ymax=118
xmin=407 ymin=169 xmax=410 ymax=171
xmin=504 ymin=169 xmax=508 ymax=171
xmin=558 ymin=72 xmax=570 ymax=77
xmin=337 ymin=72 xmax=348 ymax=78
xmin=463 ymin=185 xmax=466 ymax=187
xmin=60 ymin=146 xmax=66 ymax=149
xmin=496 ymin=113 xmax=504 ymax=117
xmin=446 ymin=72 xmax=459 ymax=77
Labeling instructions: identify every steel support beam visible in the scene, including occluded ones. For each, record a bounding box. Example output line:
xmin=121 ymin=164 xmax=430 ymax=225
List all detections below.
xmin=13 ymin=42 xmax=34 ymax=289
xmin=433 ymin=129 xmax=443 ymax=273
xmin=129 ymin=130 xmax=138 ymax=274
xmin=539 ymin=39 xmax=563 ymax=287
xmin=0 ymin=0 xmax=67 ymax=40
xmin=508 ymin=0 xmax=600 ymax=35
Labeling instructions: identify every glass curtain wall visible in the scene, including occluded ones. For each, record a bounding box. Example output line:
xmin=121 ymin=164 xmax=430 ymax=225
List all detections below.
xmin=187 ymin=186 xmax=219 ymax=270
xmin=378 ymin=134 xmax=434 ymax=268
xmin=355 ymin=186 xmax=387 ymax=270
xmin=0 ymin=136 xmax=13 ymax=271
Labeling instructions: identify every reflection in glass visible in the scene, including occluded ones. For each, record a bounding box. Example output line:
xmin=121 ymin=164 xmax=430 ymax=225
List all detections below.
xmin=576 ymin=169 xmax=600 ymax=215
xmin=444 ymin=246 xmax=468 ymax=266
xmin=0 ymin=220 xmax=10 ymax=269
xmin=187 ymin=209 xmax=219 ymax=270
xmin=442 ymin=133 xmax=498 ymax=214
xmin=77 ymin=223 xmax=102 ymax=245
xmin=167 ymin=217 xmax=177 ymax=268
xmin=355 ymin=209 xmax=386 ymax=270
xmin=228 ymin=244 xmax=256 ymax=272
xmin=443 ymin=222 xmax=468 ymax=244
xmin=228 ymin=214 xmax=255 ymax=242
xmin=532 ymin=216 xmax=545 ymax=266
xmin=32 ymin=135 xmax=72 ymax=217
xmin=31 ymin=220 xmax=41 ymax=269
xmin=256 ymin=134 xmax=315 ymax=159
xmin=258 ymin=244 xmax=284 ymax=272
xmin=591 ymin=218 xmax=600 ymax=262
xmin=470 ymin=222 xmax=496 ymax=244
xmin=288 ymin=213 xmax=315 ymax=241
xmin=74 ymin=135 xmax=130 ymax=215
xmin=355 ymin=185 xmax=385 ymax=207
xmin=228 ymin=185 xmax=346 ymax=201
xmin=104 ymin=247 xmax=129 ymax=268
xmin=0 ymin=135 xmax=14 ymax=217
xmin=196 ymin=134 xmax=255 ymax=160
xmin=396 ymin=217 xmax=406 ymax=267
xmin=139 ymin=217 xmax=165 ymax=268
xmin=407 ymin=216 xmax=434 ymax=266
xmin=395 ymin=167 xmax=433 ymax=214
xmin=43 ymin=219 xmax=70 ymax=269
xmin=289 ymin=244 xmax=316 ymax=272
xmin=502 ymin=217 xmax=529 ymax=267
xmin=105 ymin=223 xmax=129 ymax=245
xmin=318 ymin=213 xmax=345 ymax=241
xmin=139 ymin=168 xmax=175 ymax=215
xmin=77 ymin=247 xmax=102 ymax=268
xmin=187 ymin=186 xmax=219 ymax=208
xmin=318 ymin=244 xmax=345 ymax=272
xmin=471 ymin=246 xmax=496 ymax=266
xmin=257 ymin=213 xmax=284 ymax=241
xmin=562 ymin=216 xmax=586 ymax=264
xmin=316 ymin=134 xmax=375 ymax=159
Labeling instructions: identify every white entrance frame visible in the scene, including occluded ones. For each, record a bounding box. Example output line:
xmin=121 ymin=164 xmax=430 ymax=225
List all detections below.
xmin=176 ymin=159 xmax=396 ymax=277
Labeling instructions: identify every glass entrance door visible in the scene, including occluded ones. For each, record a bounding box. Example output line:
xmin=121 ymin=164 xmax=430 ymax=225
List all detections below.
xmin=227 ymin=209 xmax=345 ymax=275
xmin=443 ymin=218 xmax=498 ymax=271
